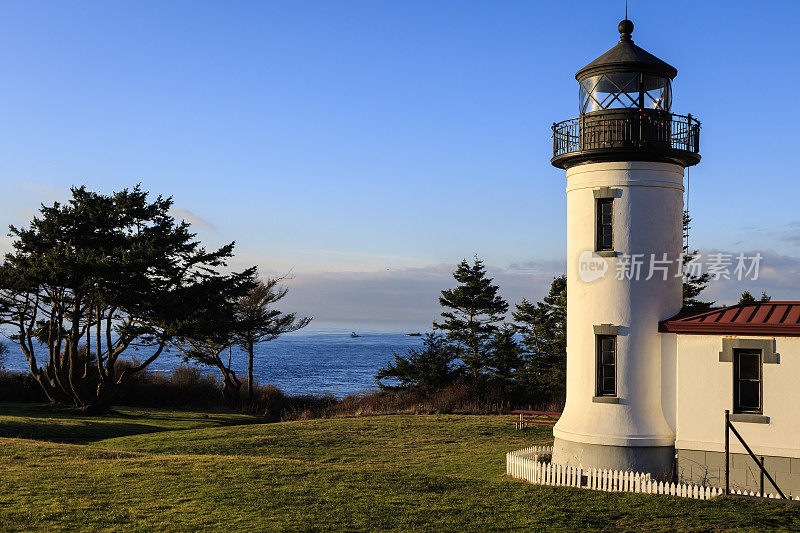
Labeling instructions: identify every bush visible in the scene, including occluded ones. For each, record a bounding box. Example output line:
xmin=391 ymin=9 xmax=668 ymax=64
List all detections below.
xmin=0 ymin=366 xmax=564 ymax=420
xmin=330 ymin=379 xmax=564 ymax=418
xmin=376 ymin=333 xmax=460 ymax=392
xmin=112 ymin=361 xmax=223 ymax=410
xmin=0 ymin=370 xmax=49 ymax=403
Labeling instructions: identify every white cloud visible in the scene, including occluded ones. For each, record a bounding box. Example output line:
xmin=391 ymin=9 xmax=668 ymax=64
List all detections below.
xmin=695 ymin=249 xmax=800 ymax=305
xmin=228 ymin=246 xmax=437 ymax=276
xmin=244 ymin=247 xmax=800 ymax=330
xmin=168 ymin=207 xmax=216 ymax=230
xmin=507 ymin=259 xmax=567 ymax=273
xmin=0 ymin=182 xmax=69 ymax=225
xmin=0 ymin=234 xmax=13 ymax=257
xmin=780 ymin=221 xmax=800 ymax=245
xmin=268 ymin=262 xmax=558 ymax=331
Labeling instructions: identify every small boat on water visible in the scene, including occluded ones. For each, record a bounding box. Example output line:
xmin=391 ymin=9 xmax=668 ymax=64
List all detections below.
xmin=350 ymin=331 xmax=361 ymax=338
xmin=404 ymin=333 xmax=422 ymax=337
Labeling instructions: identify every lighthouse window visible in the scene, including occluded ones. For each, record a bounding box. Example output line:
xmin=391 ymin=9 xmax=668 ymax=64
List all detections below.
xmin=579 ymin=73 xmax=672 ymax=113
xmin=596 ymin=335 xmax=617 ymax=396
xmin=596 ymin=198 xmax=614 ymax=251
xmin=733 ymin=349 xmax=762 ymax=414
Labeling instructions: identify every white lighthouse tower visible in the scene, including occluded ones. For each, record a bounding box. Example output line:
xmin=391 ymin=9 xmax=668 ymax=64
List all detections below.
xmin=550 ymin=19 xmax=700 ymax=476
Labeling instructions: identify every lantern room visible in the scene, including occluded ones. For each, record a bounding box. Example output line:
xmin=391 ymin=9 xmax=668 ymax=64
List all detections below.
xmin=551 ymin=19 xmax=700 ymax=170
xmin=577 ymin=20 xmax=675 ymax=114
xmin=579 ymin=73 xmax=672 ymax=113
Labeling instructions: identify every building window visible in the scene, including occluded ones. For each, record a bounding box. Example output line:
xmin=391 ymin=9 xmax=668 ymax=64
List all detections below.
xmin=596 ymin=198 xmax=613 ymax=251
xmin=733 ymin=349 xmax=762 ymax=414
xmin=596 ymin=334 xmax=616 ymax=396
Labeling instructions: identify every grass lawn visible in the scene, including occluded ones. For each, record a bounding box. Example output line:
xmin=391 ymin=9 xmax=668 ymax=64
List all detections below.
xmin=0 ymin=403 xmax=797 ymax=531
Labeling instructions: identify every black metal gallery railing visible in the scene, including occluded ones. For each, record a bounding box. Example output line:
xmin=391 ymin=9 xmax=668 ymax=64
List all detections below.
xmin=552 ymin=111 xmax=700 ymax=158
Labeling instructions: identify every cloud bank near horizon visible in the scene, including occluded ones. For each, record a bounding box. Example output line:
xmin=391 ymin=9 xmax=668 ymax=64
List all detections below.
xmin=265 ymin=249 xmax=800 ymax=330
xmin=3 ymin=206 xmax=800 ymax=331
xmin=271 ymin=262 xmax=566 ymax=330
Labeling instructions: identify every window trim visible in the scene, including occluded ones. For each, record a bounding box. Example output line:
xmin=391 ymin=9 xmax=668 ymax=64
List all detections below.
xmin=595 ymin=334 xmax=617 ymax=397
xmin=595 ymin=197 xmax=614 ymax=252
xmin=733 ymin=348 xmax=763 ymax=415
xmin=719 ymin=338 xmax=778 ymax=364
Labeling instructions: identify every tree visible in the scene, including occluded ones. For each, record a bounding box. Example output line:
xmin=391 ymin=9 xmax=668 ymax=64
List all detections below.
xmin=234 ymin=277 xmax=311 ymax=403
xmin=512 ymin=275 xmax=567 ymax=401
xmin=176 ymin=341 xmax=242 ymax=404
xmin=0 ymin=341 xmax=7 ymax=369
xmin=169 ymin=268 xmax=257 ymax=404
xmin=485 ymin=323 xmax=524 ymax=383
xmin=0 ymin=185 xmax=256 ymax=412
xmin=682 ymin=212 xmax=714 ymax=310
xmin=376 ymin=333 xmax=459 ymax=391
xmin=434 ymin=257 xmax=508 ymax=376
xmin=738 ymin=291 xmax=771 ymax=304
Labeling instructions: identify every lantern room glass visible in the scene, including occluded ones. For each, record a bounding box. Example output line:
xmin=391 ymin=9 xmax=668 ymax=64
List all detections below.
xmin=579 ymin=73 xmax=672 ymax=114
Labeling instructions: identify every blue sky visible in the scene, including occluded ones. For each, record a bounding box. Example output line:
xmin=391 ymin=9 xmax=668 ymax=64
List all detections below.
xmin=1 ymin=1 xmax=799 ymax=329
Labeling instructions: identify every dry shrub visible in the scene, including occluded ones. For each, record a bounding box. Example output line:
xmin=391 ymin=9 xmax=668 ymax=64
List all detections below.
xmin=0 ymin=364 xmax=564 ymax=420
xmin=320 ymin=380 xmax=566 ymax=420
xmin=0 ymin=370 xmax=48 ymax=402
xmin=112 ymin=360 xmax=223 ymax=410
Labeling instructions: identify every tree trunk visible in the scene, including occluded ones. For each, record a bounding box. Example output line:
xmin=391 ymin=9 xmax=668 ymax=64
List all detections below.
xmin=31 ymin=367 xmax=69 ymax=404
xmin=247 ymin=341 xmax=254 ymax=404
xmin=221 ymin=368 xmax=241 ymax=406
xmin=84 ymin=380 xmax=111 ymax=414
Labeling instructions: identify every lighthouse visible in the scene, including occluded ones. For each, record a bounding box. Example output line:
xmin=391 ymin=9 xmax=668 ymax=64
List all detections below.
xmin=550 ymin=19 xmax=701 ymax=477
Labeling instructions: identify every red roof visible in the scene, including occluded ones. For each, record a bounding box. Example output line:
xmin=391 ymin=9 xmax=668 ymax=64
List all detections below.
xmin=659 ymin=302 xmax=800 ymax=336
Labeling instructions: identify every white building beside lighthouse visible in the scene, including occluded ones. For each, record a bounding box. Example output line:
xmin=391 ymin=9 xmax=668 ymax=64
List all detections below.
xmin=547 ymin=19 xmax=800 ymax=496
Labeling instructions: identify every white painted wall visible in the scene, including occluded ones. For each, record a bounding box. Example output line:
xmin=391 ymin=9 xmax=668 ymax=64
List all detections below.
xmin=675 ymin=334 xmax=800 ymax=458
xmin=661 ymin=332 xmax=678 ymax=432
xmin=554 ymin=161 xmax=684 ymax=448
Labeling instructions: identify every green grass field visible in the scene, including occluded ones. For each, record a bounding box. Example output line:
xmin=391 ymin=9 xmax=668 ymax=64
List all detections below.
xmin=0 ymin=403 xmax=797 ymax=531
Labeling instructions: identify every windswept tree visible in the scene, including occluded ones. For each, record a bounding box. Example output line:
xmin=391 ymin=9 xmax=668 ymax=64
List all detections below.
xmin=175 ymin=340 xmax=242 ymax=404
xmin=0 ymin=185 xmax=255 ymax=412
xmin=434 ymin=257 xmax=508 ymax=376
xmin=169 ymin=269 xmax=257 ymax=404
xmin=234 ymin=277 xmax=311 ymax=403
xmin=376 ymin=332 xmax=459 ymax=391
xmin=513 ymin=275 xmax=567 ymax=400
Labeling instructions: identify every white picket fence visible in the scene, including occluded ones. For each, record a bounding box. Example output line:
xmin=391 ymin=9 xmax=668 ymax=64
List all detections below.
xmin=506 ymin=446 xmax=799 ymax=501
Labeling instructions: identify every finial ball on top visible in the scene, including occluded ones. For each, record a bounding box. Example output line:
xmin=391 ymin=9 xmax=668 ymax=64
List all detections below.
xmin=618 ymin=19 xmax=634 ymax=40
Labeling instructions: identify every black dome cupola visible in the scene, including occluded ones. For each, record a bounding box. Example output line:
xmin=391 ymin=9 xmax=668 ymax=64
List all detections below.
xmin=577 ymin=19 xmax=677 ymax=79
xmin=551 ymin=19 xmax=700 ymax=169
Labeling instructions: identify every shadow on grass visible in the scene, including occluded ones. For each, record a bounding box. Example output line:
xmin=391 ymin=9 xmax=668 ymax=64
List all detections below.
xmin=0 ymin=419 xmax=174 ymax=444
xmin=0 ymin=402 xmax=262 ymax=444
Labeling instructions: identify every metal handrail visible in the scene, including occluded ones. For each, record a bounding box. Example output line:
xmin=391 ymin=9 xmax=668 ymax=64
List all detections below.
xmin=552 ymin=111 xmax=701 ymax=158
xmin=724 ymin=410 xmax=787 ymax=499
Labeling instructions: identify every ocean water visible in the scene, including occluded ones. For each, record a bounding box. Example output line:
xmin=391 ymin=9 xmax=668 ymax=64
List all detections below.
xmin=1 ymin=328 xmax=426 ymax=398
